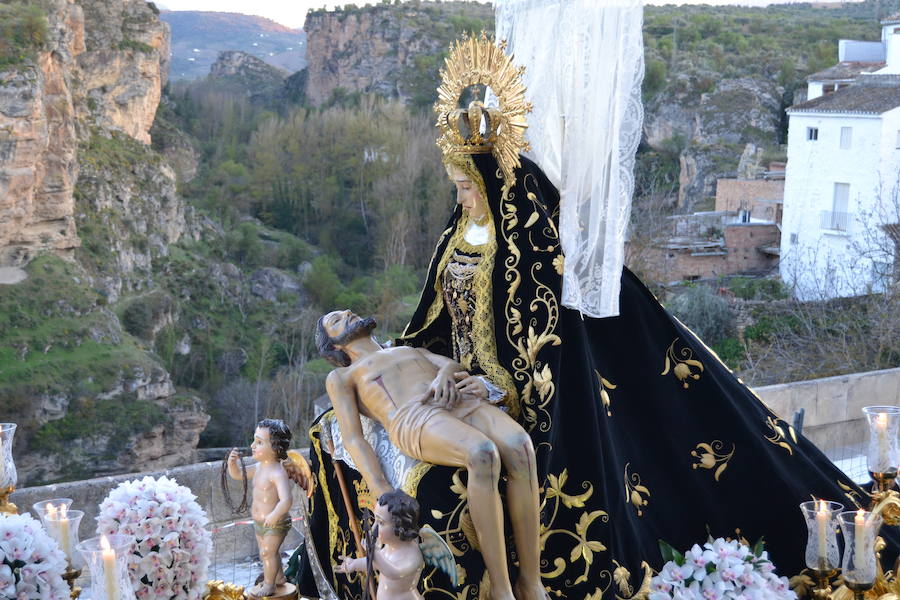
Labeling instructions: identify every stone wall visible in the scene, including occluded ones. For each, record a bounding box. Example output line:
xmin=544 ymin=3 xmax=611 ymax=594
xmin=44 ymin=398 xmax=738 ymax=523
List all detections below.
xmin=756 ymin=366 xmax=900 ymax=452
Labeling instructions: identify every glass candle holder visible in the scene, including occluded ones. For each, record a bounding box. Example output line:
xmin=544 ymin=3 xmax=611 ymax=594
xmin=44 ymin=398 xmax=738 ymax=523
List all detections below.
xmin=45 ymin=508 xmax=84 ymax=569
xmin=77 ymin=534 xmax=137 ymax=600
xmin=863 ymin=406 xmax=900 ymax=487
xmin=0 ymin=423 xmax=16 ymax=489
xmin=800 ymin=500 xmax=843 ymax=571
xmin=838 ymin=509 xmax=883 ymax=586
xmin=33 ymin=498 xmax=75 ymax=523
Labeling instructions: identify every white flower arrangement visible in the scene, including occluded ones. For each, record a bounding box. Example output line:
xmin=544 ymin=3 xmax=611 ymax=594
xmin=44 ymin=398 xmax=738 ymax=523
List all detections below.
xmin=649 ymin=538 xmax=797 ymax=600
xmin=97 ymin=475 xmax=212 ymax=600
xmin=0 ymin=512 xmax=70 ymax=600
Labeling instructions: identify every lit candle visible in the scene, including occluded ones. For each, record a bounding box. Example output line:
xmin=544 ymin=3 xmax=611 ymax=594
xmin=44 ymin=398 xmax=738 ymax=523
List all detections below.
xmin=816 ymin=500 xmax=828 ymax=564
xmin=100 ymin=535 xmax=119 ymax=600
xmin=854 ymin=509 xmax=867 ymax=576
xmin=0 ymin=432 xmax=5 ymax=484
xmin=876 ymin=413 xmax=889 ymax=471
xmin=58 ymin=504 xmax=72 ymax=564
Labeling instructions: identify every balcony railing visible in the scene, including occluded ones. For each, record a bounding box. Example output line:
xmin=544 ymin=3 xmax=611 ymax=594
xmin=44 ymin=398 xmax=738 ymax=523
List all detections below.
xmin=821 ymin=210 xmax=850 ymax=232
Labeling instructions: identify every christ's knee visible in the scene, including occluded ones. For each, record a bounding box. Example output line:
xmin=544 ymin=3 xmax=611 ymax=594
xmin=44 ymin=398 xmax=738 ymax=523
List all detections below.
xmin=502 ymin=431 xmax=535 ymax=480
xmin=466 ymin=440 xmax=500 ymax=481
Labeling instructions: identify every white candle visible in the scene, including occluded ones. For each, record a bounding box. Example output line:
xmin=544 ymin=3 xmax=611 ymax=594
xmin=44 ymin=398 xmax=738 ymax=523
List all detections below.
xmin=854 ymin=509 xmax=867 ymax=576
xmin=100 ymin=535 xmax=119 ymax=600
xmin=0 ymin=436 xmax=5 ymax=484
xmin=816 ymin=500 xmax=828 ymax=564
xmin=58 ymin=504 xmax=72 ymax=564
xmin=876 ymin=413 xmax=889 ymax=471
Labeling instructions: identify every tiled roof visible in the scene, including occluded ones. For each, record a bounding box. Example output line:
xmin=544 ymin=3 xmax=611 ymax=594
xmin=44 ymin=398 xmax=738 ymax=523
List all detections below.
xmin=808 ymin=61 xmax=884 ymax=82
xmin=882 ymin=12 xmax=900 ymax=24
xmin=789 ymin=77 xmax=900 ymax=115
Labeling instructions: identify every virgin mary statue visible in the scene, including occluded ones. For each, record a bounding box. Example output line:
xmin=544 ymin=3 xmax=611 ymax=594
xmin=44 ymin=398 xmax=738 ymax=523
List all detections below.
xmin=291 ymin=3 xmax=898 ymax=599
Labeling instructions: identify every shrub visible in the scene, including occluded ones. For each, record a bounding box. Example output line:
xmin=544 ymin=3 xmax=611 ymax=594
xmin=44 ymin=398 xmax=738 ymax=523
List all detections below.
xmin=0 ymin=3 xmax=47 ymax=68
xmin=667 ymin=285 xmax=736 ymax=346
xmin=122 ymin=293 xmax=172 ymax=339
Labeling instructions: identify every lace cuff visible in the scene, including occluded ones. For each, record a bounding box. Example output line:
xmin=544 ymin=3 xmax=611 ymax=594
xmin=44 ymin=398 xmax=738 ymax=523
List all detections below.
xmin=479 ymin=376 xmax=507 ymax=404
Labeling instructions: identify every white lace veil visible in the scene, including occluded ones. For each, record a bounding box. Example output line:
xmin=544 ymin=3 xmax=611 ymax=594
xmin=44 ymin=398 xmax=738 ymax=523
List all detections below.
xmin=493 ymin=0 xmax=645 ymax=318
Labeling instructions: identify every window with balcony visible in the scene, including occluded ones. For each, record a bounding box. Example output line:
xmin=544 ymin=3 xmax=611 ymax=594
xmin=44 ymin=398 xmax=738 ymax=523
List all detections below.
xmin=807 ymin=127 xmax=819 ymax=141
xmin=840 ymin=126 xmax=852 ymax=149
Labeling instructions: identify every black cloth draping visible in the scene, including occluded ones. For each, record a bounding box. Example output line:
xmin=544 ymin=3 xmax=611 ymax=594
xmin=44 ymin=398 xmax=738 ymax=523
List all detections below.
xmin=288 ymin=153 xmax=897 ymax=600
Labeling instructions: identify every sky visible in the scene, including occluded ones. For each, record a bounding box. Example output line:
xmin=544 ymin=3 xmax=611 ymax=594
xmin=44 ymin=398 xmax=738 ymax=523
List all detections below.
xmin=157 ymin=0 xmax=864 ymax=29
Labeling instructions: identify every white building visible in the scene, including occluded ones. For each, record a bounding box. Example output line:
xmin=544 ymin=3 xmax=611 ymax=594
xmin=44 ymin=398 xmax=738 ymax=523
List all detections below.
xmin=780 ymin=15 xmax=900 ymax=300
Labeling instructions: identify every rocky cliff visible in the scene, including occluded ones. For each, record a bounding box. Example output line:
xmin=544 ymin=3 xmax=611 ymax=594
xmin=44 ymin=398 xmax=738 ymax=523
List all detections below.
xmin=207 ymin=50 xmax=288 ymax=104
xmin=303 ymin=2 xmax=492 ymax=106
xmin=643 ymin=75 xmax=783 ymax=208
xmin=0 ymin=0 xmax=169 ymax=267
xmin=0 ymin=0 xmax=211 ymax=485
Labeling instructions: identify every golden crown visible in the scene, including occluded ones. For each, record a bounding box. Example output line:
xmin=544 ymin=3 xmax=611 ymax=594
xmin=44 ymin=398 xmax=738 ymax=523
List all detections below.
xmin=434 ymin=33 xmax=532 ymax=188
xmin=438 ymin=101 xmax=503 ymax=155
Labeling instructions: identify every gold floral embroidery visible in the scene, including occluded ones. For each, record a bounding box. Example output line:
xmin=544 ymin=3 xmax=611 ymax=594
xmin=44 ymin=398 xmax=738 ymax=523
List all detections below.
xmin=837 ymin=479 xmax=865 ymax=509
xmin=612 ymin=560 xmax=653 ymax=600
xmin=691 ymin=440 xmax=735 ymax=481
xmin=552 ymin=254 xmax=564 ymax=275
xmin=500 ymin=170 xmax=562 ymax=434
xmin=764 ymin=416 xmax=796 ymax=456
xmin=661 ymin=338 xmax=704 ymax=388
xmin=309 ymin=419 xmax=340 ymax=577
xmin=594 ymin=370 xmax=617 ymax=417
xmin=540 ymin=469 xmax=609 ymax=587
xmin=624 ymin=463 xmax=650 ymax=517
xmin=545 ymin=469 xmax=593 ymax=509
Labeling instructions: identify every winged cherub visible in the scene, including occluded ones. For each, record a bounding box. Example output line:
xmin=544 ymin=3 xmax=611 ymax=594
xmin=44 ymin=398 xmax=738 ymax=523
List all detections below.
xmin=336 ymin=490 xmax=457 ymax=600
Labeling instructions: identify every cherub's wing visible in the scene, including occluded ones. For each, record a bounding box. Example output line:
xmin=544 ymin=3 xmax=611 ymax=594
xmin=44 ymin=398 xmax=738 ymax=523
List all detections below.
xmin=418 ymin=524 xmax=459 ymax=588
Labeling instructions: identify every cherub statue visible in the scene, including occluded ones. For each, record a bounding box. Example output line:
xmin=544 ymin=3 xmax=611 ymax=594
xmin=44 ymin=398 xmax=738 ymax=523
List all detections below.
xmin=224 ymin=418 xmax=295 ymax=599
xmin=336 ymin=490 xmax=457 ymax=600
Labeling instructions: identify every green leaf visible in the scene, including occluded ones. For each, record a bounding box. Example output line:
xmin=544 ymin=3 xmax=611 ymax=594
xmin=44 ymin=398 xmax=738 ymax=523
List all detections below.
xmin=658 ymin=539 xmax=677 ymax=564
xmin=752 ymin=536 xmax=766 ymax=558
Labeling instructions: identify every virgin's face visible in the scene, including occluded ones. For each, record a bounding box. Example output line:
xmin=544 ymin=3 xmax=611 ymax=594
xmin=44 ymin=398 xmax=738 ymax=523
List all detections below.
xmin=447 ymin=165 xmax=487 ymax=221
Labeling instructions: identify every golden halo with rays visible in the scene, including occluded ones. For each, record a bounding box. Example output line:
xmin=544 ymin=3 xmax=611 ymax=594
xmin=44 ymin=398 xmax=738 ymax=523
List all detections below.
xmin=434 ymin=32 xmax=532 ymax=190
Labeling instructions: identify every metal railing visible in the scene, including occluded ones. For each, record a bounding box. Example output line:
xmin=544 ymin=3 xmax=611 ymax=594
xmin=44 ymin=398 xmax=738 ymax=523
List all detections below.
xmin=820 ymin=210 xmax=851 ymax=232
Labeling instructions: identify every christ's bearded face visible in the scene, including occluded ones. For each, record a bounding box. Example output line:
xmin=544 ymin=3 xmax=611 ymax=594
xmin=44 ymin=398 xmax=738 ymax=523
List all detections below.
xmin=323 ymin=310 xmax=377 ymax=348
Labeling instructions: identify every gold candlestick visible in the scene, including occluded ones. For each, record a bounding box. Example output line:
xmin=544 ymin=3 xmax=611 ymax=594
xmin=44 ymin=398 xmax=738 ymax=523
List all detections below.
xmin=0 ymin=484 xmax=16 ymax=515
xmin=811 ymin=568 xmax=837 ymax=599
xmin=846 ymin=580 xmax=875 ymax=600
xmin=62 ymin=566 xmax=82 ymax=600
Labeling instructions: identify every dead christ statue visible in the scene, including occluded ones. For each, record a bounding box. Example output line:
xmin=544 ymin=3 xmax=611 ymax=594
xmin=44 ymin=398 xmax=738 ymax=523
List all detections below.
xmin=316 ymin=309 xmax=544 ymax=600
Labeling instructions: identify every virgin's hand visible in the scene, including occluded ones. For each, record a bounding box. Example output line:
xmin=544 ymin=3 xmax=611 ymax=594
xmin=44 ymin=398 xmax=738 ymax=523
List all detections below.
xmin=429 ymin=366 xmax=458 ymax=408
xmin=455 ymin=372 xmax=487 ymax=399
